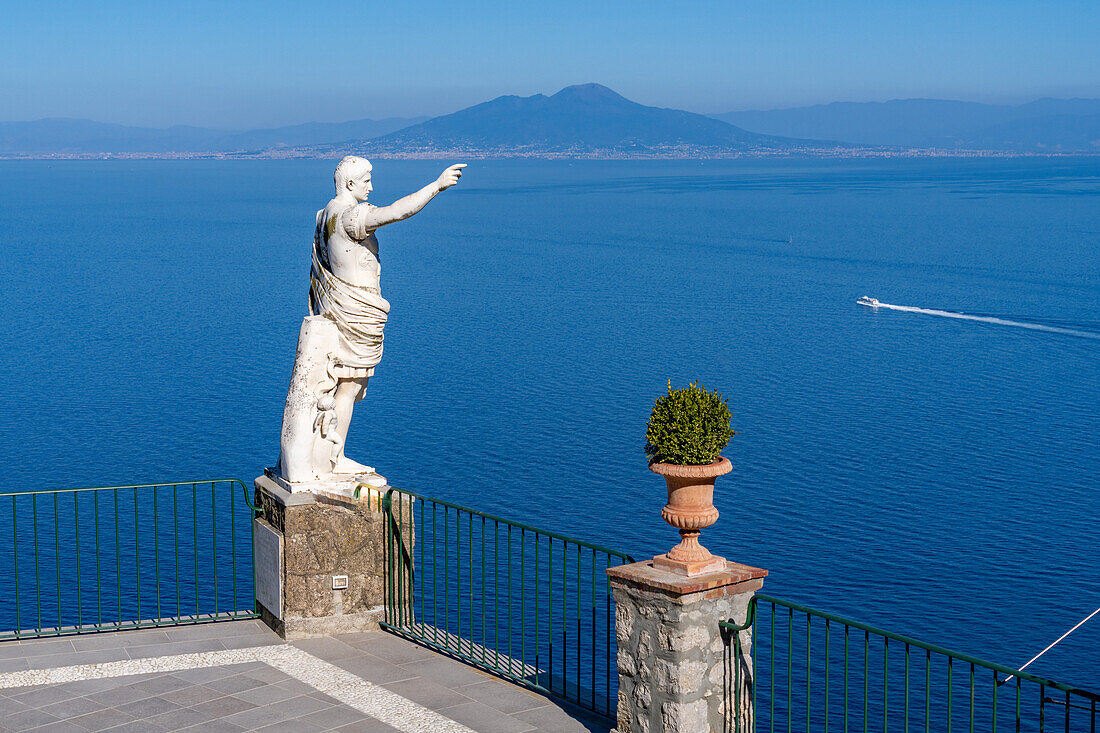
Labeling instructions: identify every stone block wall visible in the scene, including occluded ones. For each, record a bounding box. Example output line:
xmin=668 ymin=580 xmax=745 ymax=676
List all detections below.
xmin=609 ymin=561 xmax=765 ymax=733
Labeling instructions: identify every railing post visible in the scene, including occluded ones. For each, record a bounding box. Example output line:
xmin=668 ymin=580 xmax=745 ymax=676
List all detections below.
xmin=607 ymin=561 xmax=766 ymax=732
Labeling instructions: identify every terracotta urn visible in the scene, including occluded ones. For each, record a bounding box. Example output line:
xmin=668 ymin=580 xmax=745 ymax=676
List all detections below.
xmin=649 ymin=457 xmax=731 ymax=576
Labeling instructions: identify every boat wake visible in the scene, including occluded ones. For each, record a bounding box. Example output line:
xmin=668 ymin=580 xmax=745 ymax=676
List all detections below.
xmin=858 ymin=298 xmax=1100 ymax=340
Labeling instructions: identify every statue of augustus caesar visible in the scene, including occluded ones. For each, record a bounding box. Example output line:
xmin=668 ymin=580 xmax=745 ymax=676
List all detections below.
xmin=278 ymin=157 xmax=465 ymax=484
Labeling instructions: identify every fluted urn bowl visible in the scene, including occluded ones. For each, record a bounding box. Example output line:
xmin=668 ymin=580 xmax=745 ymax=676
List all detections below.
xmin=649 ymin=457 xmax=731 ymax=573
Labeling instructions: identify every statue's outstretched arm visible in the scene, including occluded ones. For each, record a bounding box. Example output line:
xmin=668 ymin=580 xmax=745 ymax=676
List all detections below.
xmin=349 ymin=164 xmax=466 ymax=236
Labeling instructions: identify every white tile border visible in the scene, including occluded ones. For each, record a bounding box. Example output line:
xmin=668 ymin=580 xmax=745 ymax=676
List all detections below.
xmin=0 ymin=644 xmax=476 ymax=733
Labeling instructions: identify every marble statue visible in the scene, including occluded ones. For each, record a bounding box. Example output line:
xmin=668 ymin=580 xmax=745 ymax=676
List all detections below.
xmin=277 ymin=157 xmax=465 ymax=490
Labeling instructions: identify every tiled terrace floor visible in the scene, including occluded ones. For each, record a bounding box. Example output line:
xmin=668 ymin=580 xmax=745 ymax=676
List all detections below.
xmin=0 ymin=620 xmax=611 ymax=733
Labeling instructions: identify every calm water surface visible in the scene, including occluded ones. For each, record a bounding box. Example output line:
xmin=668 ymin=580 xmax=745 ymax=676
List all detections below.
xmin=0 ymin=158 xmax=1097 ymax=687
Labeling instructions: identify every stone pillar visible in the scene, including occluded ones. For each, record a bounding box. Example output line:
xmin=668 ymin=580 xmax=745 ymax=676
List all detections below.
xmin=252 ymin=475 xmax=401 ymax=639
xmin=607 ymin=560 xmax=766 ymax=733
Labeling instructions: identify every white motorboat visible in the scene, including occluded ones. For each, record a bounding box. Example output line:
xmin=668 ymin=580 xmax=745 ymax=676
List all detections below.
xmin=857 ymin=296 xmax=881 ymax=307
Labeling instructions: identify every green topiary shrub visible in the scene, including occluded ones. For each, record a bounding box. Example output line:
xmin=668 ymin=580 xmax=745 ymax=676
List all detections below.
xmin=644 ymin=381 xmax=734 ymax=465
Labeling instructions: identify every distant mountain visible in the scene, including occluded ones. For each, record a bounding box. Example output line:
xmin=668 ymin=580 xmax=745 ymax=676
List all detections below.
xmin=712 ymin=98 xmax=1100 ymax=150
xmin=0 ymin=116 xmax=426 ymax=156
xmin=356 ymin=83 xmax=808 ymax=156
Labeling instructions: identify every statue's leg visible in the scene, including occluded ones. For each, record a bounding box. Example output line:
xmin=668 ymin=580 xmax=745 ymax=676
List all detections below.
xmin=332 ymin=377 xmax=374 ymax=474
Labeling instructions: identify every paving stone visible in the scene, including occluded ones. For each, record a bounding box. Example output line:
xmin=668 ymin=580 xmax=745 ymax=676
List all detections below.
xmin=230 ymin=681 xmax=295 ymax=706
xmin=51 ymin=677 xmax=124 ymax=695
xmin=0 ymin=693 xmax=32 ymax=715
xmin=69 ymin=631 xmax=171 ymax=651
xmin=400 ymin=655 xmax=496 ymax=689
xmin=511 ymin=702 xmax=613 ymax=733
xmin=125 ymin=638 xmax=225 ymax=659
xmin=260 ymin=692 xmax=334 ymax=718
xmin=84 ymin=683 xmax=155 ymax=707
xmin=68 ymin=706 xmax=137 ymax=731
xmin=456 ymin=679 xmax=551 ymax=714
xmin=125 ymin=673 xmax=186 ymax=695
xmin=332 ymin=720 xmax=404 ymax=733
xmin=381 ymin=676 xmax=475 ymax=710
xmin=295 ymin=702 xmax=371 ymax=728
xmin=219 ymin=632 xmax=285 ymax=650
xmin=334 ymin=632 xmax=437 ymax=664
xmin=333 ymin=654 xmax=418 ymax=684
xmin=190 ymin=693 xmax=258 ymax=718
xmin=25 ymin=649 xmax=131 ymax=670
xmin=114 ymin=695 xmax=181 ymax=720
xmin=143 ymin=705 xmax=210 ymax=730
xmin=159 ymin=682 xmax=225 ymax=706
xmin=254 ymin=719 xmax=326 ymax=733
xmin=26 ymin=720 xmax=87 ymax=733
xmin=11 ymin=684 xmax=79 ymax=708
xmin=2 ymin=707 xmax=63 ymax=731
xmin=202 ymin=672 xmax=266 ymax=694
xmin=0 ymin=639 xmax=76 ymax=660
xmin=101 ymin=719 xmax=169 ymax=732
xmin=438 ymin=700 xmax=538 ymax=733
xmin=172 ymin=663 xmax=256 ymax=683
xmin=291 ymin=636 xmax=362 ymax=661
xmin=221 ymin=702 xmax=301 ymax=730
xmin=0 ymin=657 xmax=31 ymax=673
xmin=38 ymin=695 xmax=106 ymax=719
xmin=241 ymin=664 xmax=292 ymax=684
xmin=164 ymin=621 xmax=267 ymax=642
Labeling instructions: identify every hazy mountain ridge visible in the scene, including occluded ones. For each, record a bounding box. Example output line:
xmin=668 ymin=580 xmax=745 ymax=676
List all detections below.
xmin=0 ymin=116 xmax=427 ymax=155
xmin=713 ymin=98 xmax=1100 ymax=150
xmin=3 ymin=86 xmax=1099 ymax=158
xmin=358 ymin=83 xmax=801 ymax=155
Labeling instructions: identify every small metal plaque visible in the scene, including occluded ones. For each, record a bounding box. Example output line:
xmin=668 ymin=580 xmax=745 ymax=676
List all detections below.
xmin=332 ymin=575 xmax=349 ymax=590
xmin=253 ymin=519 xmax=283 ymax=620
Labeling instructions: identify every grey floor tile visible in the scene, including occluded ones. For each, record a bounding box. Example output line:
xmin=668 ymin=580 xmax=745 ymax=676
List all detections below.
xmin=159 ymin=682 xmax=224 ymax=706
xmin=295 ymin=703 xmax=371 ymax=728
xmin=290 ymin=636 xmax=362 ymax=662
xmin=114 ymin=695 xmax=181 ymax=720
xmin=125 ymin=638 xmax=225 ymax=659
xmin=241 ymin=664 xmax=291 ymax=684
xmin=399 ymin=655 xmax=496 ymax=689
xmin=164 ymin=621 xmax=267 ymax=642
xmin=100 ymin=720 xmax=168 ymax=732
xmin=259 ymin=693 xmax=334 ymax=718
xmin=381 ymin=676 xmax=475 ymax=710
xmin=337 ymin=633 xmax=438 ymax=664
xmin=455 ymin=679 xmax=551 ymax=714
xmin=272 ymin=677 xmax=317 ymax=695
xmin=254 ymin=719 xmax=325 ymax=733
xmin=175 ymin=721 xmax=245 ymax=733
xmin=332 ymin=654 xmax=418 ymax=684
xmin=143 ymin=705 xmax=210 ymax=729
xmin=25 ymin=649 xmax=130 ymax=670
xmin=68 ymin=706 xmax=137 ymax=731
xmin=438 ymin=700 xmax=537 ymax=733
xmin=83 ymin=683 xmax=152 ymax=708
xmin=230 ymin=682 xmax=294 ymax=706
xmin=38 ymin=695 xmax=106 ymax=720
xmin=125 ymin=673 xmax=186 ymax=696
xmin=190 ymin=694 xmax=258 ymax=718
xmin=26 ymin=720 xmax=86 ymax=733
xmin=172 ymin=663 xmax=257 ymax=683
xmin=220 ymin=702 xmax=299 ymax=730
xmin=332 ymin=720 xmax=403 ymax=733
xmin=51 ymin=677 xmax=124 ymax=695
xmin=511 ymin=702 xmax=613 ymax=733
xmin=202 ymin=672 xmax=265 ymax=695
xmin=10 ymin=685 xmax=74 ymax=708
xmin=2 ymin=707 xmax=62 ymax=731
xmin=218 ymin=632 xmax=285 ymax=650
xmin=0 ymin=694 xmax=32 ymax=715
xmin=69 ymin=630 xmax=171 ymax=652
xmin=0 ymin=657 xmax=30 ymax=673
xmin=0 ymin=639 xmax=76 ymax=660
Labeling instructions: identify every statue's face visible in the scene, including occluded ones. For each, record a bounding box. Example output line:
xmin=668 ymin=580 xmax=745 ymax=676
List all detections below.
xmin=347 ymin=171 xmax=373 ymax=202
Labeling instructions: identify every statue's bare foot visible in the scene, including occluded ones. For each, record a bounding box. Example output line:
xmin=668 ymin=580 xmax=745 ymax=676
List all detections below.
xmin=334 ymin=456 xmax=376 ymax=475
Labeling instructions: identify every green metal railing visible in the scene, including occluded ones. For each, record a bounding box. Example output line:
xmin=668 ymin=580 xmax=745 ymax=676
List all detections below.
xmin=720 ymin=594 xmax=1099 ymax=732
xmin=380 ymin=487 xmax=634 ymax=719
xmin=0 ymin=480 xmax=258 ymax=640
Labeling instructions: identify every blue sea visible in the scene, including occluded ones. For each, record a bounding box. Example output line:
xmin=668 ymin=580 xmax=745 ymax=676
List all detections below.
xmin=0 ymin=157 xmax=1097 ymax=689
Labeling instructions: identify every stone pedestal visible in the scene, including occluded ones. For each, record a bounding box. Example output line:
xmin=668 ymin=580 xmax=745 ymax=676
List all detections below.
xmin=253 ymin=475 xmax=404 ymax=639
xmin=607 ymin=560 xmax=767 ymax=733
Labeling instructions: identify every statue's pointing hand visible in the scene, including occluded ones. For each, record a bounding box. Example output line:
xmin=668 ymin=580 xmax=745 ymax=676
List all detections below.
xmin=437 ymin=163 xmax=467 ymax=191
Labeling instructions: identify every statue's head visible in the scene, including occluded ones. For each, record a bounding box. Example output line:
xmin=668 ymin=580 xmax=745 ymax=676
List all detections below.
xmin=334 ymin=156 xmax=373 ymax=201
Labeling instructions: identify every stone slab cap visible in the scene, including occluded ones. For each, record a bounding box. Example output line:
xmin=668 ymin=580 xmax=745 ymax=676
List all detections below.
xmin=607 ymin=559 xmax=767 ymax=599
xmin=255 ymin=473 xmax=381 ymax=510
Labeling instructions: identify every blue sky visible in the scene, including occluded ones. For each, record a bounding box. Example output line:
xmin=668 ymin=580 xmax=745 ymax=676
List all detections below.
xmin=2 ymin=0 xmax=1097 ymax=128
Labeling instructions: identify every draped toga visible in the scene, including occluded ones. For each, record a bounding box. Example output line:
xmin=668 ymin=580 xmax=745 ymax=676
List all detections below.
xmin=308 ymin=208 xmax=391 ymax=378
